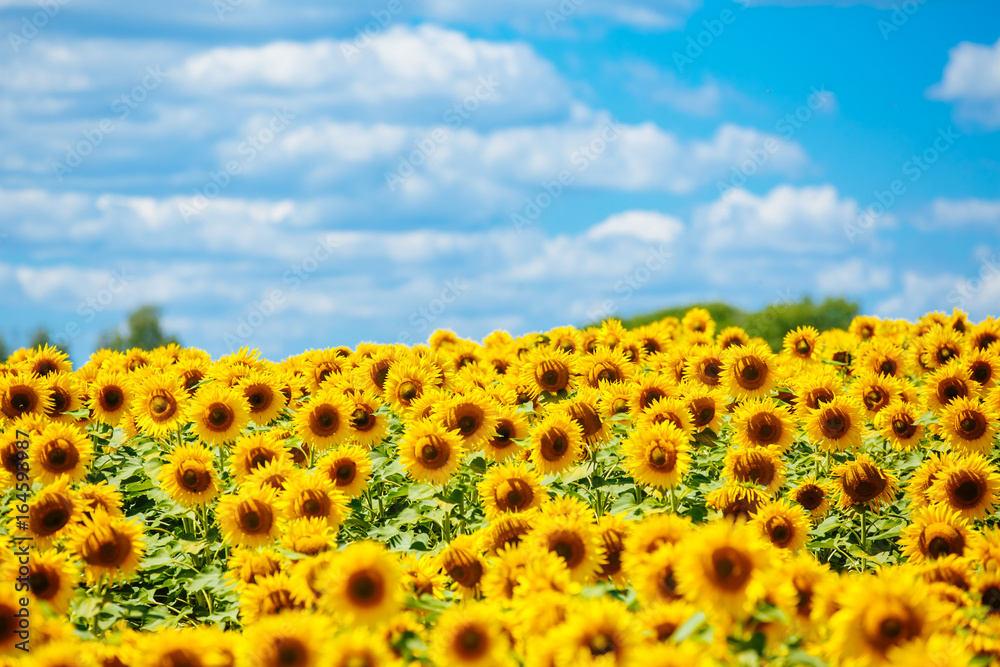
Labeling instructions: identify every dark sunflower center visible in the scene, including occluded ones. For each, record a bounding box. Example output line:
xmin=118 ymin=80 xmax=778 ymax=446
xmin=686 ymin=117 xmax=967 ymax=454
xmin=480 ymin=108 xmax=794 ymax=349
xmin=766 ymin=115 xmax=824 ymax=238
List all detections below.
xmin=611 ymin=398 xmax=629 ymax=414
xmin=28 ymin=571 xmax=53 ymax=597
xmin=596 ymin=368 xmax=617 ymax=383
xmin=495 ymin=422 xmax=513 ymax=441
xmin=350 ymin=408 xmax=371 ymax=429
xmin=50 ymin=390 xmax=69 ymax=413
xmin=398 ymin=381 xmax=419 ymax=402
xmin=768 ymin=520 xmax=791 ymax=546
xmin=335 ymin=462 xmax=355 ymax=482
xmin=103 ymin=388 xmax=123 ymax=409
xmin=741 ymin=365 xmax=759 ymax=381
xmin=208 ymin=406 xmax=231 ymax=428
xmin=954 ymin=480 xmax=980 ymax=505
xmin=983 ymin=587 xmax=1000 ymax=613
xmin=697 ymin=406 xmax=714 ymax=426
xmin=797 ymin=486 xmax=824 ymax=510
xmin=588 ymin=633 xmax=616 ymax=657
xmin=303 ymin=498 xmax=321 ymax=516
xmin=182 ymin=469 xmax=200 ymax=489
xmin=712 ymin=547 xmax=751 ymax=591
xmin=421 ymin=443 xmax=440 ymax=462
xmin=457 ymin=415 xmax=478 ymax=434
xmin=821 ymin=411 xmax=848 ymax=439
xmin=242 ymin=511 xmax=261 ymax=530
xmin=458 ymin=628 xmax=485 ymax=656
xmin=248 ymin=390 xmax=267 ymax=407
xmin=795 ymin=340 xmax=811 ymax=355
xmin=938 ymin=347 xmax=955 ymax=363
xmin=892 ymin=418 xmax=915 ymax=437
xmin=150 ymin=396 xmax=171 ymax=415
xmin=649 ymin=446 xmax=667 ymax=467
xmin=541 ymin=369 xmax=560 ymax=387
xmin=277 ymin=642 xmax=305 ymax=667
xmin=47 ymin=446 xmax=68 ymax=468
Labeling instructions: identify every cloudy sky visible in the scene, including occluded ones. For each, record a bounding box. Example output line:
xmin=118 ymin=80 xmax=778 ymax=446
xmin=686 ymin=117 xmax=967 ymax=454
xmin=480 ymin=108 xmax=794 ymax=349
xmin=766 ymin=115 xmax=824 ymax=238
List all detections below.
xmin=2 ymin=0 xmax=998 ymax=362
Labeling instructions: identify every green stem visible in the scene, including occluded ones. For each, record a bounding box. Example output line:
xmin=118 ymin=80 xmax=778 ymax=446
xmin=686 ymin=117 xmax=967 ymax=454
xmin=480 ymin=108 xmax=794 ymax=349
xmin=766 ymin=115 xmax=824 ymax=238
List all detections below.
xmin=669 ymin=485 xmax=677 ymax=514
xmin=859 ymin=509 xmax=868 ymax=556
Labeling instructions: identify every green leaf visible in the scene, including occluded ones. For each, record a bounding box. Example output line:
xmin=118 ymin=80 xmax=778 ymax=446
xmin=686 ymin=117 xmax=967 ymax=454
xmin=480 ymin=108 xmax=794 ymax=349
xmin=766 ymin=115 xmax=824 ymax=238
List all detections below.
xmin=672 ymin=611 xmax=706 ymax=642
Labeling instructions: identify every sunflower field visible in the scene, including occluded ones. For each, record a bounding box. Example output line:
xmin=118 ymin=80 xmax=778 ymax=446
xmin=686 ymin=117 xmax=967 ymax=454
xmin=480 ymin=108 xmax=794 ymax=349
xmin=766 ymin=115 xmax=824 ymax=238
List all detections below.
xmin=1 ymin=309 xmax=1000 ymax=667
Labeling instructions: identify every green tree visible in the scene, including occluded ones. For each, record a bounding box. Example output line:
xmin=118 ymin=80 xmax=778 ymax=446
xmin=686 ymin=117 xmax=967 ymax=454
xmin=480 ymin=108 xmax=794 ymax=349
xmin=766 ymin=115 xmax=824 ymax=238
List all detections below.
xmin=0 ymin=334 xmax=8 ymax=361
xmin=611 ymin=296 xmax=859 ymax=351
xmin=28 ymin=326 xmax=70 ymax=357
xmin=97 ymin=305 xmax=180 ymax=352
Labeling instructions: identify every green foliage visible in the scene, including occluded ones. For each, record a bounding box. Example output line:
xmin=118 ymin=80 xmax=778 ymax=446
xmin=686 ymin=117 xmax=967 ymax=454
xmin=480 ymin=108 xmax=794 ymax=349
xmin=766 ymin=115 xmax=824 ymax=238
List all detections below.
xmin=0 ymin=333 xmax=8 ymax=362
xmin=614 ymin=296 xmax=860 ymax=351
xmin=28 ymin=325 xmax=71 ymax=357
xmin=97 ymin=304 xmax=180 ymax=352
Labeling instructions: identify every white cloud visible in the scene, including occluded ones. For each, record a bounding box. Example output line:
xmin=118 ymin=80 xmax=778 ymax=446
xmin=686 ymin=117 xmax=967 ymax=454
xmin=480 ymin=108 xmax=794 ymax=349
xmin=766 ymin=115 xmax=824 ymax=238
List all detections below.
xmin=815 ymin=258 xmax=891 ymax=293
xmin=618 ymin=60 xmax=724 ymax=116
xmin=925 ymin=197 xmax=1000 ymax=227
xmin=694 ymin=184 xmax=860 ymax=253
xmin=928 ymin=38 xmax=1000 ymax=130
xmin=586 ymin=210 xmax=685 ymax=244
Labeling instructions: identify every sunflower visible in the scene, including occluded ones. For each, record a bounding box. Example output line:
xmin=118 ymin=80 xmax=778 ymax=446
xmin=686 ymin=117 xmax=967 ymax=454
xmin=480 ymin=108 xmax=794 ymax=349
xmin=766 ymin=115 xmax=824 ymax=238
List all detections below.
xmin=436 ymin=391 xmax=500 ymax=450
xmin=400 ymin=552 xmax=449 ymax=600
xmin=316 ymin=445 xmax=372 ymax=498
xmin=781 ymin=325 xmax=820 ymax=363
xmin=157 ymin=442 xmax=219 ymax=507
xmin=832 ymin=454 xmax=899 ymax=513
xmin=524 ymin=509 xmax=605 ymax=584
xmin=86 ymin=371 xmax=133 ymax=426
xmin=681 ymin=307 xmax=714 ymax=337
xmin=483 ymin=512 xmax=536 ymax=555
xmin=353 ymin=347 xmax=399 ymax=398
xmin=783 ymin=553 xmax=832 ymax=632
xmin=428 ymin=601 xmax=510 ymax=667
xmin=552 ymin=598 xmax=644 ymax=667
xmin=906 ymin=452 xmax=957 ymax=510
xmin=76 ymin=480 xmax=124 ymax=519
xmin=683 ymin=345 xmax=724 ymax=388
xmin=674 ymin=519 xmax=771 ymax=620
xmin=928 ymin=453 xmax=1000 ymax=521
xmin=750 ymin=498 xmax=811 ymax=551
xmin=281 ymin=517 xmax=336 ymax=556
xmin=319 ymin=541 xmax=403 ymax=625
xmin=236 ymin=369 xmax=288 ymax=426
xmin=803 ymin=395 xmax=865 ymax=452
xmin=922 ymin=325 xmax=967 ymax=369
xmin=974 ymin=570 xmax=1000 ymax=616
xmin=26 ymin=343 xmax=72 ymax=377
xmin=630 ymin=543 xmax=684 ymax=607
xmin=0 ymin=429 xmax=27 ymax=479
xmin=721 ymin=342 xmax=777 ymax=400
xmin=288 ymin=551 xmax=337 ymax=607
xmin=29 ymin=421 xmax=93 ymax=484
xmin=15 ymin=477 xmax=78 ymax=549
xmin=970 ymin=317 xmax=1000 ymax=351
xmin=623 ymin=422 xmax=691 ymax=490
xmin=790 ymin=367 xmax=842 ymax=415
xmin=240 ymin=611 xmax=331 ymax=667
xmin=819 ymin=329 xmax=857 ymax=375
xmin=217 ymin=485 xmax=283 ymax=548
xmin=66 ymin=509 xmax=146 ymax=584
xmin=399 ymin=418 xmax=465 ymax=485
xmin=887 ymin=634 xmax=975 ymax=667
xmin=620 ymin=512 xmax=692 ymax=576
xmin=730 ymin=398 xmax=796 ymax=451
xmin=528 ymin=411 xmax=584 ymax=476
xmin=239 ymin=572 xmax=303 ymax=624
xmin=327 ymin=627 xmax=401 ymax=667
xmin=246 ymin=457 xmax=300 ymax=494
xmin=849 ymin=371 xmax=903 ymax=418
xmin=920 ymin=362 xmax=979 ymax=415
xmin=790 ymin=478 xmax=833 ymax=520
xmin=231 ymin=431 xmax=293 ymax=482
xmin=874 ymin=399 xmax=925 ymax=451
xmin=42 ymin=372 xmax=82 ymax=423
xmin=827 ymin=568 xmax=945 ymax=665
xmin=344 ymin=389 xmax=388 ymax=448
xmin=919 ymin=553 xmax=973 ymax=592
xmin=849 ymin=315 xmax=881 ymax=341
xmin=293 ymin=388 xmax=352 ymax=452
xmin=518 ymin=346 xmax=577 ymax=399
xmin=627 ymin=374 xmax=677 ymax=417
xmin=25 ymin=549 xmax=78 ymax=614
xmin=579 ymin=346 xmax=634 ymax=388
xmin=482 ymin=404 xmax=528 ymax=462
xmin=636 ymin=396 xmax=694 ymax=437
xmin=562 ymin=386 xmax=612 ymax=446
xmin=277 ymin=472 xmax=347 ymax=528
xmin=383 ymin=357 xmax=440 ymax=413
xmin=965 ymin=348 xmax=999 ymax=390
xmin=705 ymin=485 xmax=770 ymax=522
xmin=225 ymin=546 xmax=285 ymax=591
xmin=130 ymin=373 xmax=189 ymax=438
xmin=935 ymin=396 xmax=998 ymax=455
xmin=723 ymin=446 xmax=785 ymax=492
xmin=899 ymin=504 xmax=972 ymax=563
xmin=855 ymin=338 xmax=907 ymax=378
xmin=0 ymin=372 xmax=52 ymax=420
xmin=682 ymin=384 xmax=725 ymax=434
xmin=478 ymin=460 xmax=546 ymax=520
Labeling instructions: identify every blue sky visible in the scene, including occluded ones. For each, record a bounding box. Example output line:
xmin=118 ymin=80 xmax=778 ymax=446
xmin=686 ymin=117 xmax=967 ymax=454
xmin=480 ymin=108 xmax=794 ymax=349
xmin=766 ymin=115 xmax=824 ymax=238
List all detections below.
xmin=1 ymin=0 xmax=998 ymax=363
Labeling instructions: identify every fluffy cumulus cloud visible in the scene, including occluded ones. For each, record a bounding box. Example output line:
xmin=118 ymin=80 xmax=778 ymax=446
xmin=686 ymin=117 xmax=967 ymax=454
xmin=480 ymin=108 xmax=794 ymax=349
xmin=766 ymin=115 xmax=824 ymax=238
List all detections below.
xmin=924 ymin=198 xmax=1000 ymax=228
xmin=928 ymin=38 xmax=1000 ymax=130
xmin=693 ymin=185 xmax=860 ymax=253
